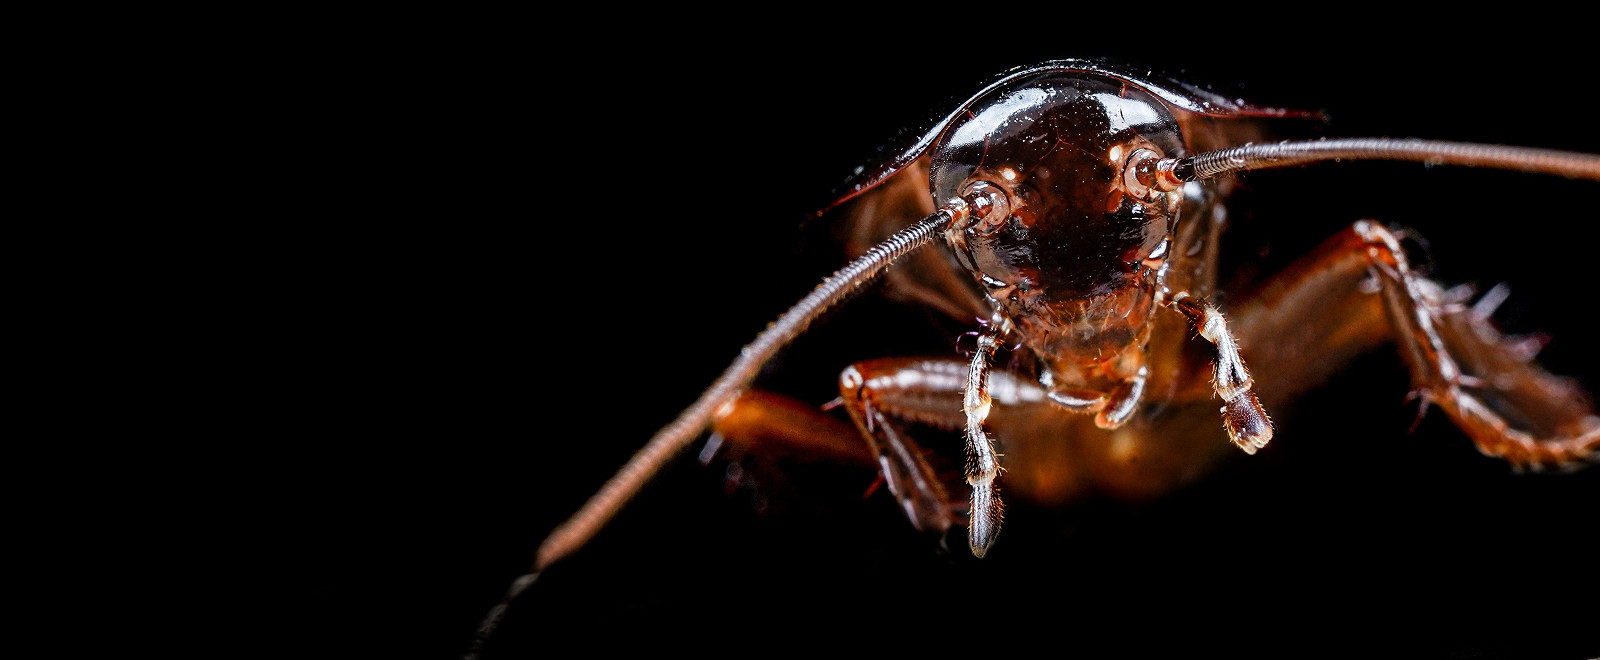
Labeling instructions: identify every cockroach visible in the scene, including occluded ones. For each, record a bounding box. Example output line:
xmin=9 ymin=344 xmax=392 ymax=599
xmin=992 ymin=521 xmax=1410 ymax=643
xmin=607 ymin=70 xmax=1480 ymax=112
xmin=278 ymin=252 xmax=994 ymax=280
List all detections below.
xmin=459 ymin=52 xmax=1599 ymax=657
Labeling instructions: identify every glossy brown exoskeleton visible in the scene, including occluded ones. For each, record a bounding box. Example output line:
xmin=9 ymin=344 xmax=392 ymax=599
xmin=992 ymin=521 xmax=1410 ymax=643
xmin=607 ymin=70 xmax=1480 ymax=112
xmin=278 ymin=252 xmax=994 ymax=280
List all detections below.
xmin=832 ymin=66 xmax=1284 ymax=555
xmin=795 ymin=62 xmax=1597 ymax=557
xmin=472 ymin=57 xmax=1600 ymax=658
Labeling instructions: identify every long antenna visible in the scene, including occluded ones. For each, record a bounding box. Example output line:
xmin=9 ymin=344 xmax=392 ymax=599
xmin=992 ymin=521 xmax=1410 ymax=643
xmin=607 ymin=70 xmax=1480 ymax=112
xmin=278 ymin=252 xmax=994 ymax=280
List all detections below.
xmin=537 ymin=203 xmax=970 ymax=570
xmin=1157 ymin=138 xmax=1600 ymax=184
xmin=465 ymin=203 xmax=969 ymax=659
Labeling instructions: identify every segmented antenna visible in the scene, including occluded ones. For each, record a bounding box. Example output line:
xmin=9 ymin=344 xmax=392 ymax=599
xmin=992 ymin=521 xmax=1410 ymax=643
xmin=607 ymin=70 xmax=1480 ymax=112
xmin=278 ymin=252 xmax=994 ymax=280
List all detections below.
xmin=466 ymin=204 xmax=969 ymax=659
xmin=1162 ymin=138 xmax=1600 ymax=183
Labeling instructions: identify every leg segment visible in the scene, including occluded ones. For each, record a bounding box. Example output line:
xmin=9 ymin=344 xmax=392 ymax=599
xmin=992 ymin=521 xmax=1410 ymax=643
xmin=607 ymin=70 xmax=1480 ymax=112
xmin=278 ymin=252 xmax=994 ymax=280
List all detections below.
xmin=1169 ymin=293 xmax=1275 ymax=454
xmin=836 ymin=313 xmax=1026 ymax=555
xmin=837 ymin=359 xmax=967 ymax=536
xmin=696 ymin=389 xmax=881 ymax=515
xmin=962 ymin=311 xmax=1010 ymax=557
xmin=1227 ymin=221 xmax=1597 ymax=470
xmin=706 ymin=390 xmax=873 ymax=467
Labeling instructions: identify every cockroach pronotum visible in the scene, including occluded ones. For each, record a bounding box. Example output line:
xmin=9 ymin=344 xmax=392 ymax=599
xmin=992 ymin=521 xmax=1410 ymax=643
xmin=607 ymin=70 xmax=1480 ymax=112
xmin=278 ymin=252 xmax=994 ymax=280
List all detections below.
xmin=452 ymin=50 xmax=1598 ymax=657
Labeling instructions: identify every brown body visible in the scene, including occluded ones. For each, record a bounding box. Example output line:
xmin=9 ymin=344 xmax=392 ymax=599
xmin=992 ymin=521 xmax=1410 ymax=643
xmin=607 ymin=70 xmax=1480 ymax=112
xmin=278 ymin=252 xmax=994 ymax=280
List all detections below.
xmin=469 ymin=53 xmax=1600 ymax=659
xmin=842 ymin=159 xmax=1596 ymax=510
xmin=810 ymin=65 xmax=1594 ymax=553
xmin=840 ymin=154 xmax=1232 ymax=507
xmin=823 ymin=66 xmax=1296 ymax=517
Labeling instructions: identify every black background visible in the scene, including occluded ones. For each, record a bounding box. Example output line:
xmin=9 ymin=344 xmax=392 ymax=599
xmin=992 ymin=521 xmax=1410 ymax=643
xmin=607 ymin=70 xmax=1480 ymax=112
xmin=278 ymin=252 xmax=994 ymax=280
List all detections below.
xmin=306 ymin=24 xmax=1600 ymax=660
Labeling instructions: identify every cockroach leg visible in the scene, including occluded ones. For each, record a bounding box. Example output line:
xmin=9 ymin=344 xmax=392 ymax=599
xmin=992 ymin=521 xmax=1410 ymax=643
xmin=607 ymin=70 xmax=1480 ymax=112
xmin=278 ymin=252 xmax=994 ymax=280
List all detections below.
xmin=706 ymin=390 xmax=874 ymax=468
xmin=962 ymin=310 xmax=1011 ymax=557
xmin=1226 ymin=221 xmax=1598 ymax=470
xmin=1352 ymin=221 xmax=1598 ymax=469
xmin=838 ymin=355 xmax=1054 ymax=541
xmin=833 ymin=310 xmax=1023 ymax=555
xmin=837 ymin=361 xmax=960 ymax=535
xmin=1168 ymin=293 xmax=1275 ymax=454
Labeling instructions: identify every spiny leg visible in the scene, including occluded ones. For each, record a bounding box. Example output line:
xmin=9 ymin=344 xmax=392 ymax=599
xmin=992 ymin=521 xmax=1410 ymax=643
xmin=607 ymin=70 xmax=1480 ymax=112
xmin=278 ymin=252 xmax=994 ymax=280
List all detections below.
xmin=836 ymin=356 xmax=1045 ymax=538
xmin=1168 ymin=293 xmax=1275 ymax=454
xmin=837 ymin=359 xmax=963 ymax=535
xmin=1225 ymin=221 xmax=1597 ymax=470
xmin=1354 ymin=221 xmax=1595 ymax=468
xmin=964 ymin=310 xmax=1011 ymax=556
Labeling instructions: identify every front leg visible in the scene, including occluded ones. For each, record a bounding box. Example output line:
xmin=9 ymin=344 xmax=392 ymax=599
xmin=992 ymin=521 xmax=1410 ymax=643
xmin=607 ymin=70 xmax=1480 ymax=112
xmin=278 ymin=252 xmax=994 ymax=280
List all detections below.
xmin=837 ymin=351 xmax=1041 ymax=548
xmin=963 ymin=310 xmax=1011 ymax=557
xmin=839 ymin=311 xmax=1016 ymax=556
xmin=1168 ymin=293 xmax=1275 ymax=454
